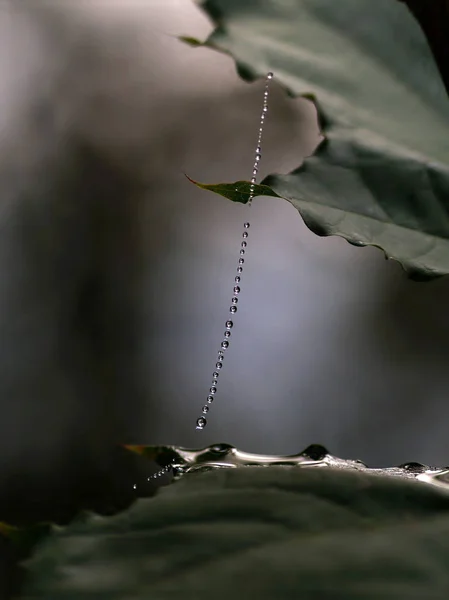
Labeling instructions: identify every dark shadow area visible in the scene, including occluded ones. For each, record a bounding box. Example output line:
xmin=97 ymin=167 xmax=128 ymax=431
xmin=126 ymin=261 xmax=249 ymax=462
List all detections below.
xmin=402 ymin=0 xmax=449 ymax=95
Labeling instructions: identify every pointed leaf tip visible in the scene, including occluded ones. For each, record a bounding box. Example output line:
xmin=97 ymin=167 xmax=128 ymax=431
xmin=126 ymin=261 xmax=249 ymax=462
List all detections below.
xmin=179 ymin=36 xmax=204 ymax=47
xmin=185 ymin=174 xmax=282 ymax=204
xmin=0 ymin=521 xmax=19 ymax=540
xmin=122 ymin=444 xmax=163 ymax=460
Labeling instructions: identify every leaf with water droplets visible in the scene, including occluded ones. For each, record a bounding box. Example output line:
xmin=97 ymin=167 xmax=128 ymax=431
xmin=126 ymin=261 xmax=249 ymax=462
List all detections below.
xmin=18 ymin=466 xmax=449 ymax=599
xmin=185 ymin=174 xmax=282 ymax=204
xmin=196 ymin=0 xmax=449 ymax=279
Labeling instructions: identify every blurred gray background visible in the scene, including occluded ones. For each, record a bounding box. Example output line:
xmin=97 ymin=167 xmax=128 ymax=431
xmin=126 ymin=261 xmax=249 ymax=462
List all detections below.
xmin=0 ymin=0 xmax=449 ymax=540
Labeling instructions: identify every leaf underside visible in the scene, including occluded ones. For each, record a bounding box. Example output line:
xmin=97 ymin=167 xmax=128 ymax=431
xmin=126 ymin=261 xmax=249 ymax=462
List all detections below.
xmin=20 ymin=467 xmax=449 ymax=599
xmin=193 ymin=0 xmax=449 ymax=279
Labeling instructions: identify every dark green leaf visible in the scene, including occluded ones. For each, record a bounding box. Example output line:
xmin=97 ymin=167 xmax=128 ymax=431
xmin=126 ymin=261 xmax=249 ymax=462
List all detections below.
xmin=185 ymin=174 xmax=282 ymax=204
xmin=20 ymin=467 xmax=449 ymax=599
xmin=197 ymin=0 xmax=449 ymax=279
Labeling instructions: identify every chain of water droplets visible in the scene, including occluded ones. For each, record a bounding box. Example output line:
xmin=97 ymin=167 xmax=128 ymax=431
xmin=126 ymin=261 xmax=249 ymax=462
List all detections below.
xmin=195 ymin=72 xmax=274 ymax=431
xmin=133 ymin=461 xmax=174 ymax=489
xmin=132 ymin=73 xmax=274 ymax=488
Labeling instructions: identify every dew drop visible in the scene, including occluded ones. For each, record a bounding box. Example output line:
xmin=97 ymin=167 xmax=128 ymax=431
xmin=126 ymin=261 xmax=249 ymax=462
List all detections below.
xmin=242 ymin=232 xmax=248 ymax=239
xmin=196 ymin=417 xmax=207 ymax=430
xmin=263 ymin=106 xmax=268 ymax=113
xmin=256 ymin=145 xmax=261 ymax=154
xmin=202 ymin=405 xmax=209 ymax=414
xmin=133 ymin=484 xmax=137 ymax=490
xmin=226 ymin=320 xmax=233 ymax=328
xmin=251 ymin=177 xmax=257 ymax=184
xmin=207 ymin=395 xmax=214 ymax=403
xmin=234 ymin=286 xmax=241 ymax=294
xmin=216 ymin=362 xmax=223 ymax=369
xmin=244 ymin=222 xmax=250 ymax=229
xmin=213 ymin=371 xmax=219 ymax=378
xmin=231 ymin=297 xmax=238 ymax=304
xmin=255 ymin=153 xmax=261 ymax=161
xmin=239 ymin=249 xmax=245 ymax=256
xmin=221 ymin=341 xmax=229 ymax=350
xmin=241 ymin=242 xmax=247 ymax=248
xmin=267 ymin=72 xmax=273 ymax=79
xmin=252 ymin=169 xmax=258 ymax=176
xmin=224 ymin=330 xmax=231 ymax=339
xmin=237 ymin=267 xmax=243 ymax=274
xmin=218 ymin=350 xmax=224 ymax=356
xmin=235 ymin=276 xmax=241 ymax=284
xmin=239 ymin=258 xmax=244 ymax=265
xmin=230 ymin=305 xmax=237 ymax=314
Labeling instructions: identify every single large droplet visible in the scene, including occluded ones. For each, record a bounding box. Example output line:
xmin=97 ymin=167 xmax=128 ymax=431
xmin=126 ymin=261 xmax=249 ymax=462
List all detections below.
xmin=226 ymin=320 xmax=233 ymax=329
xmin=244 ymin=222 xmax=250 ymax=229
xmin=242 ymin=232 xmax=248 ymax=239
xmin=301 ymin=444 xmax=328 ymax=461
xmin=221 ymin=341 xmax=229 ymax=349
xmin=216 ymin=361 xmax=223 ymax=369
xmin=267 ymin=72 xmax=273 ymax=79
xmin=237 ymin=267 xmax=243 ymax=274
xmin=241 ymin=242 xmax=247 ymax=248
xmin=213 ymin=371 xmax=219 ymax=378
xmin=207 ymin=395 xmax=214 ymax=403
xmin=400 ymin=462 xmax=426 ymax=473
xmin=210 ymin=386 xmax=217 ymax=394
xmin=234 ymin=286 xmax=241 ymax=294
xmin=231 ymin=297 xmax=238 ymax=304
xmin=224 ymin=330 xmax=231 ymax=338
xmin=239 ymin=258 xmax=244 ymax=265
xmin=196 ymin=417 xmax=207 ymax=430
xmin=239 ymin=249 xmax=245 ymax=256
xmin=230 ymin=306 xmax=237 ymax=314
xmin=202 ymin=405 xmax=209 ymax=414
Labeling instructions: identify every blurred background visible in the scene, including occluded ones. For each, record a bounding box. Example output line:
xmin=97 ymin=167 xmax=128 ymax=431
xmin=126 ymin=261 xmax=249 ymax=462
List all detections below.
xmin=0 ymin=2 xmax=449 ymax=580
